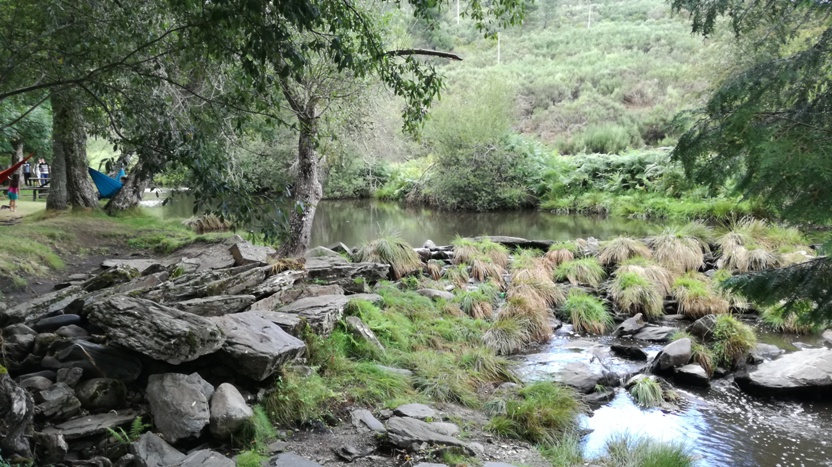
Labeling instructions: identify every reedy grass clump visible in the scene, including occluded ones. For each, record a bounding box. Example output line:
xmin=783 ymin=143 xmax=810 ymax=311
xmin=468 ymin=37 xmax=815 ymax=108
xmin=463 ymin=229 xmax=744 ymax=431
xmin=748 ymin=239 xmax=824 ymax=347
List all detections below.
xmin=717 ymin=218 xmax=788 ymax=272
xmin=628 ymin=376 xmax=664 ymax=408
xmin=425 ymin=259 xmax=443 ymax=280
xmin=544 ymin=241 xmax=577 ymax=267
xmin=482 ymin=315 xmax=532 ymax=355
xmin=454 ymin=287 xmax=496 ymax=320
xmin=647 ymin=222 xmax=712 ymax=272
xmin=486 ymin=382 xmax=583 ymax=445
xmin=499 ymin=295 xmax=552 ymax=343
xmin=444 ymin=264 xmax=470 ymax=288
xmin=598 ymin=236 xmax=652 ymax=266
xmin=264 ymin=371 xmax=335 ymax=427
xmin=559 ymin=289 xmax=613 ymax=335
xmin=610 ymin=271 xmax=664 ymax=319
xmin=672 ymin=275 xmax=729 ymax=318
xmin=617 ymin=257 xmax=676 ymax=296
xmin=452 ymin=236 xmax=510 ymax=268
xmin=598 ymin=433 xmax=695 ymax=467
xmin=235 ymin=405 xmax=277 ymax=452
xmin=353 ymin=234 xmax=423 ymax=280
xmin=554 ymin=257 xmax=606 ymax=287
xmin=470 ymin=254 xmax=505 ymax=285
xmin=712 ymin=314 xmax=757 ymax=368
xmin=507 ymin=276 xmax=566 ymax=309
xmin=761 ymin=300 xmax=822 ymax=334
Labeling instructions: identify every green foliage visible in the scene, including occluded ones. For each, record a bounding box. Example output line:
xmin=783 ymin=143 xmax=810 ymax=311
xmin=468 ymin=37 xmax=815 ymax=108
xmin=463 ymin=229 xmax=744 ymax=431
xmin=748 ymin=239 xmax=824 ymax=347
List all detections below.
xmin=672 ymin=275 xmax=729 ymax=318
xmin=486 ymin=382 xmax=583 ymax=445
xmin=454 ymin=287 xmax=496 ymax=320
xmin=264 ymin=372 xmax=335 ymax=427
xmin=538 ymin=431 xmax=585 ymax=466
xmin=559 ymin=289 xmax=613 ymax=335
xmin=761 ymin=301 xmax=822 ymax=335
xmin=610 ymin=271 xmax=664 ymax=319
xmin=236 ymin=450 xmax=268 ymax=467
xmin=236 ymin=406 xmax=277 ymax=452
xmin=106 ymin=416 xmax=150 ymax=444
xmin=711 ymin=315 xmax=757 ymax=368
xmin=629 ymin=377 xmax=664 ymax=408
xmin=554 ymin=258 xmax=606 ymax=287
xmin=597 ymin=433 xmax=695 ymax=467
xmin=353 ymin=234 xmax=423 ymax=280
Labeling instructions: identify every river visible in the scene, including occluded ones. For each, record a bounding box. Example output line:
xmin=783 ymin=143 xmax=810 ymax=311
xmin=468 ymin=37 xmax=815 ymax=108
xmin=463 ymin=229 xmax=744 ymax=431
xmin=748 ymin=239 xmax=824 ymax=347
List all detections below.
xmin=147 ymin=196 xmax=832 ymax=466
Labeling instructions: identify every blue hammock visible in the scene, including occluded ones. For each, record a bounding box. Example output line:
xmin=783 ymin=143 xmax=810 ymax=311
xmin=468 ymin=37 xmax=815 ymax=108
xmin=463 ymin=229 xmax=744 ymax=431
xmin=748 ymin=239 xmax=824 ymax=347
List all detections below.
xmin=88 ymin=167 xmax=124 ymax=199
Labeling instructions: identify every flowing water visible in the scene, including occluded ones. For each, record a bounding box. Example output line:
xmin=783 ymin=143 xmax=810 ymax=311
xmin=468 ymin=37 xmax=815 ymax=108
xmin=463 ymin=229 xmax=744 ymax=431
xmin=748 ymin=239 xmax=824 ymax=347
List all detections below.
xmin=146 ymin=196 xmax=832 ymax=466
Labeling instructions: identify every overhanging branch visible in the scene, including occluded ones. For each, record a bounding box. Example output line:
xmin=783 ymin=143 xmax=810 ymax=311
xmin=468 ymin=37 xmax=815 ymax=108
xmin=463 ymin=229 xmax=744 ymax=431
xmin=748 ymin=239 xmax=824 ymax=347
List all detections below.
xmin=385 ymin=49 xmax=462 ymax=61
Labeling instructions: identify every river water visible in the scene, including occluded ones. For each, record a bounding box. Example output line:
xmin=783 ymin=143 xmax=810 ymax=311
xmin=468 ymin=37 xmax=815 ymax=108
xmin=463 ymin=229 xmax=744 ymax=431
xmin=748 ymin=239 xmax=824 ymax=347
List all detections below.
xmin=147 ymin=196 xmax=832 ymax=466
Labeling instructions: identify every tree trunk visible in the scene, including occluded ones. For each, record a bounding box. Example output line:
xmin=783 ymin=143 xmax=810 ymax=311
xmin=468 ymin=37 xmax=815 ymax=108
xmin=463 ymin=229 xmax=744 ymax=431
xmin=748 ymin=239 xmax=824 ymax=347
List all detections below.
xmin=50 ymin=88 xmax=98 ymax=209
xmin=105 ymin=157 xmax=153 ymax=213
xmin=12 ymin=141 xmax=23 ymax=176
xmin=277 ymin=105 xmax=322 ymax=258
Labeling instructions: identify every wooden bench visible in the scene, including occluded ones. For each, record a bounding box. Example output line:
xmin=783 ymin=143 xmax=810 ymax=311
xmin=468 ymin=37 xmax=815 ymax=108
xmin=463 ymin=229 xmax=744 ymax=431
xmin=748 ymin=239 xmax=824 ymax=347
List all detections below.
xmin=0 ymin=185 xmax=49 ymax=200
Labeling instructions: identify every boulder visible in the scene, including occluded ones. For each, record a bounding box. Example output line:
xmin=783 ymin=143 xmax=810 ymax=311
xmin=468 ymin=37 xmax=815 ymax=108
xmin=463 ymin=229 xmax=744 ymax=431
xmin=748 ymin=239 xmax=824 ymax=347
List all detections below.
xmin=75 ymin=378 xmax=127 ymax=411
xmin=277 ymin=294 xmax=382 ymax=335
xmin=251 ymin=284 xmax=345 ymax=312
xmin=554 ymin=362 xmax=603 ymax=393
xmin=483 ymin=463 xmax=519 ymax=467
xmin=19 ymin=376 xmax=52 ymax=392
xmin=735 ymin=348 xmax=832 ymax=397
xmin=386 ymin=416 xmax=468 ymax=451
xmin=48 ymin=340 xmax=142 ymax=382
xmin=674 ymin=364 xmax=710 ymax=387
xmin=33 ymin=314 xmax=82 ymax=332
xmin=131 ymin=432 xmax=186 ymax=467
xmin=249 ymin=270 xmax=308 ymax=301
xmin=212 ymin=312 xmax=306 ymax=381
xmin=429 ymin=422 xmax=460 ymax=437
xmin=344 ymin=316 xmax=385 ymax=352
xmin=304 ymin=256 xmax=389 ymax=292
xmin=43 ymin=410 xmax=137 ymax=440
xmin=101 ymin=259 xmax=164 ymax=275
xmin=209 ymin=383 xmax=253 ymax=440
xmin=33 ymin=332 xmax=62 ymax=356
xmin=393 ymin=403 xmax=436 ymax=420
xmin=173 ymin=449 xmax=234 ymax=467
xmin=82 ymin=265 xmax=140 ymax=292
xmin=1 ymin=285 xmax=86 ymax=327
xmin=254 ymin=311 xmax=304 ymax=336
xmin=146 ymin=373 xmax=212 ymax=443
xmin=749 ymin=343 xmax=784 ymax=364
xmin=35 ymin=382 xmax=81 ymax=421
xmin=422 ymin=240 xmax=437 ymax=249
xmin=350 ymin=409 xmax=386 ymax=434
xmin=55 ymin=324 xmax=90 ymax=339
xmin=468 ymin=236 xmax=553 ymax=251
xmin=632 ymin=325 xmax=676 ymax=342
xmin=230 ymin=242 xmax=276 ymax=267
xmin=33 ymin=432 xmax=68 ymax=465
xmin=268 ymin=453 xmax=322 ymax=467
xmin=175 ymin=295 xmax=255 ymax=317
xmin=823 ymin=329 xmax=832 ymax=345
xmin=86 ymin=296 xmax=224 ymax=365
xmin=142 ymin=265 xmax=267 ymax=303
xmin=651 ymin=338 xmax=692 ymax=373
xmin=416 ymin=289 xmax=455 ymax=301
xmin=612 ymin=313 xmax=646 ymax=337
xmin=0 ymin=372 xmax=35 ymax=458
xmin=2 ymin=324 xmax=36 ymax=363
xmin=610 ymin=344 xmax=648 ymax=361
xmin=56 ymin=367 xmax=83 ymax=387
xmin=186 ymin=241 xmax=237 ymax=272
xmin=687 ymin=315 xmax=718 ymax=341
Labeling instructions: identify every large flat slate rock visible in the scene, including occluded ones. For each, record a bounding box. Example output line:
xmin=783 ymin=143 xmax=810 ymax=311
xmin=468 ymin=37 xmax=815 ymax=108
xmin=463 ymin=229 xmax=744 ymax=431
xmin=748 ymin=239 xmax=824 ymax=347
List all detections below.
xmin=468 ymin=236 xmax=554 ymax=251
xmin=736 ymin=348 xmax=832 ymax=397
xmin=277 ymin=294 xmax=382 ymax=335
xmin=43 ymin=410 xmax=137 ymax=440
xmin=386 ymin=416 xmax=468 ymax=450
xmin=304 ymin=257 xmax=389 ymax=292
xmin=1 ymin=286 xmax=86 ymax=327
xmin=101 ymin=259 xmax=163 ymax=275
xmin=268 ymin=453 xmax=322 ymax=467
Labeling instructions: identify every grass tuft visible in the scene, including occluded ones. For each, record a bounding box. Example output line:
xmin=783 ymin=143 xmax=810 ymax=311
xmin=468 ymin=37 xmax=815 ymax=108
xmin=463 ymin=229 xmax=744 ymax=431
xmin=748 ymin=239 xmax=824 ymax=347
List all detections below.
xmin=647 ymin=222 xmax=711 ymax=272
xmin=554 ymin=258 xmax=606 ymax=287
xmin=599 ymin=433 xmax=695 ymax=467
xmin=483 ymin=316 xmax=533 ymax=355
xmin=354 ymin=234 xmax=423 ymax=280
xmin=712 ymin=314 xmax=757 ymax=368
xmin=629 ymin=376 xmax=664 ymax=408
xmin=559 ymin=289 xmax=612 ymax=335
xmin=609 ymin=271 xmax=664 ymax=319
xmin=486 ymin=382 xmax=583 ymax=445
xmin=598 ymin=236 xmax=652 ymax=266
xmin=672 ymin=275 xmax=729 ymax=318
xmin=762 ymin=300 xmax=822 ymax=334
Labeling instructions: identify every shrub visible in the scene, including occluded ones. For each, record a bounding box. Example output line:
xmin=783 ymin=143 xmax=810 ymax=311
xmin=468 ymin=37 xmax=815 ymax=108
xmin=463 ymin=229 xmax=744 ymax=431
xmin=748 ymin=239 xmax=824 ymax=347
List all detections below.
xmin=598 ymin=236 xmax=652 ymax=266
xmin=559 ymin=289 xmax=612 ymax=335
xmin=712 ymin=315 xmax=757 ymax=368
xmin=354 ymin=235 xmax=422 ymax=280
xmin=486 ymin=382 xmax=583 ymax=445
xmin=609 ymin=271 xmax=664 ymax=319
xmin=761 ymin=300 xmax=822 ymax=334
xmin=628 ymin=376 xmax=664 ymax=408
xmin=554 ymin=258 xmax=606 ymax=287
xmin=672 ymin=275 xmax=729 ymax=318
xmin=236 ymin=406 xmax=277 ymax=452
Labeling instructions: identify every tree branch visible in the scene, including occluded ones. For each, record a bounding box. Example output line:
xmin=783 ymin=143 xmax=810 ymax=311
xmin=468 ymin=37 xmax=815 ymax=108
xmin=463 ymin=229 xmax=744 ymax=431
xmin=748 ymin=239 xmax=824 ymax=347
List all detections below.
xmin=0 ymin=94 xmax=50 ymax=132
xmin=385 ymin=48 xmax=463 ymax=61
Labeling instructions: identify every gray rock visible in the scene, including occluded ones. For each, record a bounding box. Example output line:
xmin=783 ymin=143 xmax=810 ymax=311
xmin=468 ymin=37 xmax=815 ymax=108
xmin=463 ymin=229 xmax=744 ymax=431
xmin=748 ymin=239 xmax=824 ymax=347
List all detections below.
xmin=394 ymin=403 xmax=436 ymax=420
xmin=115 ymin=454 xmax=136 ymax=467
xmin=43 ymin=410 xmax=137 ymax=440
xmin=19 ymin=376 xmax=52 ymax=392
xmin=1 ymin=285 xmax=85 ymax=327
xmin=632 ymin=325 xmax=676 ymax=342
xmin=422 ymin=240 xmax=437 ymax=249
xmin=255 ymin=311 xmax=305 ymax=336
xmin=610 ymin=344 xmax=648 ymax=361
xmin=131 ymin=432 xmax=186 ymax=467
xmin=651 ymin=338 xmax=692 ymax=373
xmin=230 ymin=242 xmax=276 ymax=267
xmin=277 ymin=294 xmax=382 ymax=335
xmin=212 ymin=312 xmax=306 ymax=381
xmin=33 ymin=314 xmax=82 ymax=332
xmin=56 ymin=367 xmax=84 ymax=387
xmin=305 ymin=246 xmax=342 ymax=258
xmin=69 ymin=456 xmax=113 ymax=466
xmin=305 ymin=256 xmax=389 ymax=292
xmin=674 ymin=364 xmax=710 ymax=387
xmin=344 ymin=316 xmax=385 ymax=352
xmin=75 ymin=378 xmax=127 ymax=411
xmin=250 ymin=282 xmax=343 ymax=313
xmin=687 ymin=314 xmax=718 ymax=341
xmin=385 ymin=416 xmax=468 ymax=451
xmin=429 ymin=422 xmax=460 ymax=436
xmin=173 ymin=449 xmax=235 ymax=467
xmin=83 ymin=265 xmax=141 ymax=292
xmin=210 ymin=383 xmax=253 ymax=439
xmin=823 ymin=329 xmax=832 ymax=345
xmin=175 ymin=295 xmax=256 ymax=317
xmin=187 ymin=241 xmax=237 ymax=272
xmin=416 ymin=289 xmax=455 ymax=301
xmin=35 ymin=382 xmax=81 ymax=421
xmin=1 ymin=326 xmax=35 ymax=364
xmin=749 ymin=343 xmax=784 ymax=364
xmin=414 ymin=248 xmax=431 ymax=262
xmin=554 ymin=362 xmax=603 ymax=393
xmin=249 ymin=270 xmax=307 ymax=300
xmin=350 ymin=409 xmax=386 ymax=434
xmin=0 ymin=373 xmax=35 ymax=458
xmin=55 ymin=324 xmax=90 ymax=338
xmin=33 ymin=431 xmax=68 ymax=465
xmin=468 ymin=236 xmax=553 ymax=251
xmin=50 ymin=340 xmax=142 ymax=382
xmin=329 ymin=242 xmax=352 ymax=254
xmin=142 ymin=265 xmax=268 ymax=303
xmin=735 ymin=348 xmax=832 ymax=397
xmin=612 ymin=313 xmax=646 ymax=337
xmin=267 ymin=440 xmax=287 ymax=453
xmin=86 ymin=296 xmax=225 ymax=365
xmin=268 ymin=453 xmax=323 ymax=467
xmin=101 ymin=259 xmax=163 ymax=275
xmin=33 ymin=332 xmax=62 ymax=356
xmin=146 ymin=373 xmax=212 ymax=443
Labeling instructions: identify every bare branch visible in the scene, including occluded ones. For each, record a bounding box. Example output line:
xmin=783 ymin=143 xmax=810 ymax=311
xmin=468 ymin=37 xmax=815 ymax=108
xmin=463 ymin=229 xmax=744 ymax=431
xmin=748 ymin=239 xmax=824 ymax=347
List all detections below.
xmin=385 ymin=48 xmax=463 ymax=61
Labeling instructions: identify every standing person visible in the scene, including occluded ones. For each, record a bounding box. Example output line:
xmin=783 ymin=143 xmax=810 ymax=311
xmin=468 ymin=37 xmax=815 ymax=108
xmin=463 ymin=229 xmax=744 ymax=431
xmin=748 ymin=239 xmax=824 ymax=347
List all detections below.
xmin=38 ymin=158 xmax=49 ymax=186
xmin=33 ymin=161 xmax=40 ymax=186
xmin=8 ymin=174 xmax=20 ymax=212
xmin=22 ymin=160 xmax=31 ymax=186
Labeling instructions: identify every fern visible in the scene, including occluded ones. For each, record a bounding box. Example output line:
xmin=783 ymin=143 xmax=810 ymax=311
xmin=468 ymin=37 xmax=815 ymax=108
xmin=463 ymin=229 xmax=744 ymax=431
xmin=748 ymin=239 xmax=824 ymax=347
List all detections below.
xmin=106 ymin=416 xmax=150 ymax=444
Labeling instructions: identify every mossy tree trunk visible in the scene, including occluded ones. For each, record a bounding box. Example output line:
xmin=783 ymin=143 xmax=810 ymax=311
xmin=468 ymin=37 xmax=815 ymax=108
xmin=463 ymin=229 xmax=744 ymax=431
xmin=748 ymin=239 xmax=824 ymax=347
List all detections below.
xmin=49 ymin=88 xmax=98 ymax=210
